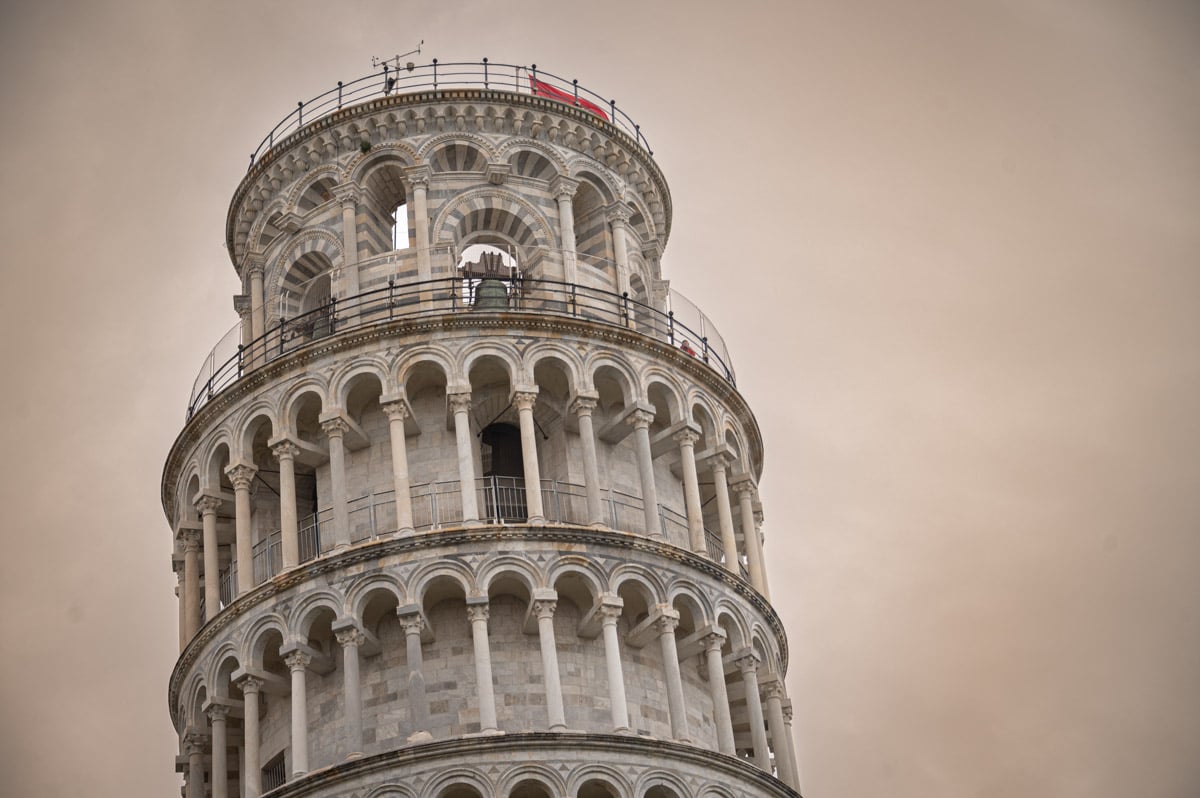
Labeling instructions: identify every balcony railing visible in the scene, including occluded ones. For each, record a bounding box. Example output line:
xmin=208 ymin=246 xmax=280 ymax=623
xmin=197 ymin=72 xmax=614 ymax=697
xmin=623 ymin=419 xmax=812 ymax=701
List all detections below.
xmin=232 ymin=476 xmax=747 ymax=592
xmin=246 ymin=59 xmax=652 ymax=172
xmin=186 ymin=275 xmax=735 ymax=420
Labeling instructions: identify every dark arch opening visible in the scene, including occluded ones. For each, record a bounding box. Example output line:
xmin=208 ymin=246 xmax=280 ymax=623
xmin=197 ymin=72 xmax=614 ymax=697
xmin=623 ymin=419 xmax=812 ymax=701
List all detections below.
xmin=480 ymin=421 xmax=526 ymax=522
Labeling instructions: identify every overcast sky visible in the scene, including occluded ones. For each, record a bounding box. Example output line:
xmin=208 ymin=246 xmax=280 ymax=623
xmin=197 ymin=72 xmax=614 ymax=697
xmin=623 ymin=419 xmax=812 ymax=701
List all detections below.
xmin=1 ymin=1 xmax=1197 ymax=796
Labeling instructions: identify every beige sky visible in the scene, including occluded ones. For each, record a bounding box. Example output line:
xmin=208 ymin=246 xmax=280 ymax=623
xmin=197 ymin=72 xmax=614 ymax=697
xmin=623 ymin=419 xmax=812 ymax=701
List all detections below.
xmin=1 ymin=1 xmax=1197 ymax=796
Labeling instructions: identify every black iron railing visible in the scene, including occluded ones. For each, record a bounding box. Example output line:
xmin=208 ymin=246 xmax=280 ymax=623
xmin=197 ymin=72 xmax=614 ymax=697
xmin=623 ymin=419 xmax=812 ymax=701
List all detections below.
xmin=186 ymin=275 xmax=735 ymax=420
xmin=247 ymin=59 xmax=651 ymax=172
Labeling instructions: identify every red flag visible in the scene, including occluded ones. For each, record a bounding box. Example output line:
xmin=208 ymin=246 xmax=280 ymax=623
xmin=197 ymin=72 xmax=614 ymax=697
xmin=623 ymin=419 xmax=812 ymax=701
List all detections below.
xmin=528 ymin=76 xmax=610 ymax=121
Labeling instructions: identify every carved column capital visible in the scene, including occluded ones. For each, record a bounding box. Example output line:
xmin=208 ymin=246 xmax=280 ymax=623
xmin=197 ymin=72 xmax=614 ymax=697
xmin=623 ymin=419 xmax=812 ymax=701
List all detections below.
xmin=626 ymin=409 xmax=655 ymax=430
xmin=225 ymin=463 xmax=257 ymax=491
xmin=466 ymin=603 xmax=490 ymax=624
xmin=206 ymin=703 xmax=231 ymax=723
xmin=233 ymin=294 xmax=252 ymax=318
xmin=179 ymin=528 xmax=201 ymax=553
xmin=333 ymin=184 xmax=360 ymax=208
xmin=532 ymin=599 xmax=558 ymax=621
xmin=512 ymin=390 xmax=538 ymax=411
xmin=235 ymin=674 xmax=263 ymax=696
xmin=761 ymin=679 xmax=786 ymax=701
xmin=734 ymin=652 xmax=761 ymax=675
xmin=403 ymin=165 xmax=432 ymax=189
xmin=782 ymin=699 xmax=794 ymax=723
xmin=181 ymin=731 xmax=206 ymax=756
xmin=397 ymin=612 xmax=426 ymax=636
xmin=653 ymin=610 xmax=680 ymax=635
xmin=605 ymin=203 xmax=632 ymax=226
xmin=551 ymin=175 xmax=580 ymax=201
xmin=672 ymin=428 xmax=701 ymax=447
xmin=271 ymin=440 xmax=300 ymax=461
xmin=447 ymin=392 xmax=473 ymax=415
xmin=569 ymin=396 xmax=598 ymax=417
xmin=381 ymin=400 xmax=410 ymax=421
xmin=700 ymin=631 xmax=727 ymax=654
xmin=335 ymin=627 xmax=364 ymax=649
xmin=597 ymin=603 xmax=623 ymax=625
xmin=731 ymin=478 xmax=758 ymax=498
xmin=284 ymin=650 xmax=312 ymax=672
xmin=320 ymin=417 xmax=350 ymax=439
xmin=194 ymin=495 xmax=222 ymax=517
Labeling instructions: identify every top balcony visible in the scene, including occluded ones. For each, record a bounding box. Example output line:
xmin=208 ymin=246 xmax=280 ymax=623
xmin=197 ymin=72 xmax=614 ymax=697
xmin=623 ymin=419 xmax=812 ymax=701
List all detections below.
xmin=185 ymin=266 xmax=735 ymax=421
xmin=245 ymin=58 xmax=653 ymax=174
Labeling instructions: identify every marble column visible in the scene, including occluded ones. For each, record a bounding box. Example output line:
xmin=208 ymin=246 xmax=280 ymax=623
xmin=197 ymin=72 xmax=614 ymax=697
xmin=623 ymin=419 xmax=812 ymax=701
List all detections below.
xmin=533 ymin=595 xmax=567 ymax=730
xmin=570 ymin=396 xmax=604 ymax=526
xmin=183 ymin=731 xmax=205 ymax=798
xmin=736 ymin=653 xmax=770 ymax=771
xmin=271 ymin=442 xmax=300 ymax=569
xmin=675 ymin=429 xmax=706 ymax=554
xmin=448 ymin=393 xmax=479 ymax=523
xmin=702 ymin=632 xmax=735 ymax=755
xmin=336 ymin=187 xmax=360 ymax=297
xmin=237 ymin=675 xmax=263 ymax=798
xmin=196 ymin=496 xmax=223 ymax=619
xmin=709 ymin=456 xmax=738 ymax=574
xmin=467 ymin=601 xmax=498 ymax=733
xmin=655 ymin=610 xmax=689 ymax=741
xmin=381 ymin=401 xmax=414 ymax=534
xmin=225 ymin=463 xmax=257 ymax=594
xmin=248 ymin=264 xmax=265 ymax=346
xmin=627 ymin=409 xmax=661 ymax=536
xmin=285 ymin=650 xmax=311 ymax=777
xmin=607 ymin=204 xmax=632 ymax=297
xmin=405 ymin=166 xmax=432 ymax=283
xmin=397 ymin=610 xmax=429 ymax=735
xmin=762 ymin=678 xmax=794 ymax=786
xmin=207 ymin=704 xmax=230 ymax=798
xmin=598 ymin=599 xmax=630 ymax=732
xmin=552 ymin=176 xmax=579 ymax=283
xmin=783 ymin=699 xmax=801 ymax=791
xmin=180 ymin=528 xmax=201 ymax=639
xmin=734 ymin=479 xmax=768 ymax=597
xmin=321 ymin=418 xmax=351 ymax=549
xmin=335 ymin=627 xmax=364 ymax=757
xmin=513 ymin=390 xmax=545 ymax=522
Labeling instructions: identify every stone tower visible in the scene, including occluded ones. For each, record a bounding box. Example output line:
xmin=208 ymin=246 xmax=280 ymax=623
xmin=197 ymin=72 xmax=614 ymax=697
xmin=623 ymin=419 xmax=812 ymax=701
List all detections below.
xmin=163 ymin=60 xmax=800 ymax=798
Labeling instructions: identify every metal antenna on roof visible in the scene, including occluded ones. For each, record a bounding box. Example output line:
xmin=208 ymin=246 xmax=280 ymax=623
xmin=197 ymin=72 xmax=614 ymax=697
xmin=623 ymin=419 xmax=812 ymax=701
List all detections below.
xmin=372 ymin=40 xmax=424 ymax=73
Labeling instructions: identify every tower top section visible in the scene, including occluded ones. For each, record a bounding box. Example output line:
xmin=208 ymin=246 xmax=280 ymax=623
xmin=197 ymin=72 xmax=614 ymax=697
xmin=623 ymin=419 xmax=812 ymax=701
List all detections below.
xmin=227 ymin=59 xmax=672 ymax=268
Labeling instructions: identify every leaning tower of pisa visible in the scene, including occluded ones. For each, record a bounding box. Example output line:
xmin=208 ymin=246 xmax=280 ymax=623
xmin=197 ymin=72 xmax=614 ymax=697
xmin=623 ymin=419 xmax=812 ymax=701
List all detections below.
xmin=163 ymin=59 xmax=800 ymax=798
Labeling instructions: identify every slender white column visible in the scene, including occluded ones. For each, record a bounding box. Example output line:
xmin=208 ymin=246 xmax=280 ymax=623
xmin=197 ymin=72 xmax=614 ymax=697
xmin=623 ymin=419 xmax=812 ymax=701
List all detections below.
xmin=180 ymin=529 xmax=201 ymax=639
xmin=381 ymin=401 xmax=414 ymax=534
xmin=405 ymin=167 xmax=432 ymax=283
xmin=675 ymin=429 xmax=706 ymax=554
xmin=207 ymin=704 xmax=230 ymax=798
xmin=702 ymin=632 xmax=735 ymax=755
xmin=196 ymin=497 xmax=222 ymax=619
xmin=783 ymin=699 xmax=801 ymax=791
xmin=734 ymin=479 xmax=769 ymax=597
xmin=284 ymin=650 xmax=311 ymax=777
xmin=467 ymin=601 xmax=498 ymax=733
xmin=225 ymin=463 xmax=257 ymax=595
xmin=272 ymin=442 xmax=300 ymax=569
xmin=597 ymin=599 xmax=630 ymax=732
xmin=448 ymin=393 xmax=479 ymax=523
xmin=533 ymin=596 xmax=567 ymax=730
xmin=174 ymin=567 xmax=185 ymax=651
xmin=762 ymin=678 xmax=795 ymax=786
xmin=709 ymin=457 xmax=738 ymax=574
xmin=321 ymin=418 xmax=351 ymax=549
xmin=655 ymin=610 xmax=689 ymax=741
xmin=736 ymin=653 xmax=770 ymax=771
xmin=570 ymin=396 xmax=604 ymax=526
xmin=248 ymin=264 xmax=265 ymax=345
xmin=336 ymin=187 xmax=360 ymax=296
xmin=627 ymin=409 xmax=661 ymax=536
xmin=183 ymin=731 xmax=205 ymax=798
xmin=335 ymin=626 xmax=364 ymax=757
xmin=237 ymin=675 xmax=263 ymax=798
xmin=397 ymin=610 xmax=428 ymax=735
xmin=513 ymin=390 xmax=545 ymax=522
xmin=552 ymin=176 xmax=579 ymax=283
xmin=607 ymin=205 xmax=632 ymax=297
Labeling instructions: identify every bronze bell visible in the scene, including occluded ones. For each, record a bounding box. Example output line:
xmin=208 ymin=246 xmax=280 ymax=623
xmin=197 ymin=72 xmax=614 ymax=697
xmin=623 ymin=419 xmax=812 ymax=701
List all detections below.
xmin=473 ymin=277 xmax=509 ymax=310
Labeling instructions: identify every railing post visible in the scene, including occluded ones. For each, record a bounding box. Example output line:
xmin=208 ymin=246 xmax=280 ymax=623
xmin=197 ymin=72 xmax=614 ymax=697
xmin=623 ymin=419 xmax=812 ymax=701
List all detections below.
xmin=368 ymin=488 xmax=377 ymax=538
xmin=622 ymin=291 xmax=630 ymax=327
xmin=388 ymin=277 xmax=395 ymax=319
xmin=431 ymin=487 xmax=440 ymax=528
xmin=659 ymin=504 xmax=668 ymax=537
xmin=531 ymin=64 xmax=537 ymax=89
xmin=610 ymin=99 xmax=616 ymax=120
xmin=279 ymin=318 xmax=286 ymax=356
xmin=667 ymin=310 xmax=675 ymax=346
xmin=702 ymin=336 xmax=709 ymax=364
xmin=571 ymin=283 xmax=577 ymax=317
xmin=572 ymin=79 xmax=579 ymax=106
xmin=483 ymin=57 xmax=489 ymax=88
xmin=432 ymin=58 xmax=438 ymax=90
xmin=297 ymin=100 xmax=304 ymax=127
xmin=328 ymin=296 xmax=337 ymax=333
xmin=337 ymin=80 xmax=343 ymax=109
xmin=237 ymin=344 xmax=244 ymax=378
